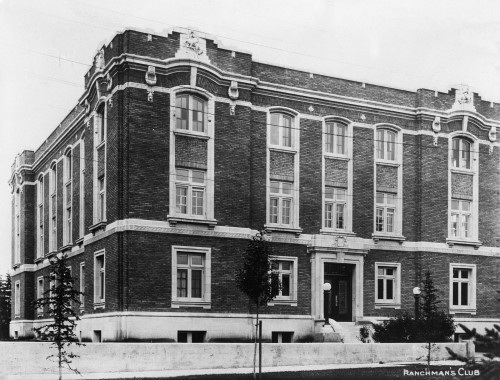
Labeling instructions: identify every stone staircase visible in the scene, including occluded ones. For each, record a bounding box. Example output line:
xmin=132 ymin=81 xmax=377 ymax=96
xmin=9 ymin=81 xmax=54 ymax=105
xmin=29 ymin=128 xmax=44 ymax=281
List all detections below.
xmin=335 ymin=322 xmax=362 ymax=343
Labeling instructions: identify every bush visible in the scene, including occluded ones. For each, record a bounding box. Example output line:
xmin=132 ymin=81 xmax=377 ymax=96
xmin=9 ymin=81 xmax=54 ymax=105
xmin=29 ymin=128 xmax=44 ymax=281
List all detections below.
xmin=373 ymin=312 xmax=417 ymax=343
xmin=358 ymin=325 xmax=372 ymax=343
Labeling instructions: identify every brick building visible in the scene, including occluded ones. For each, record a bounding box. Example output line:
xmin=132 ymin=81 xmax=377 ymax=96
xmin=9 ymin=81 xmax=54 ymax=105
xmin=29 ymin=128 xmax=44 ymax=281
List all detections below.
xmin=9 ymin=28 xmax=500 ymax=342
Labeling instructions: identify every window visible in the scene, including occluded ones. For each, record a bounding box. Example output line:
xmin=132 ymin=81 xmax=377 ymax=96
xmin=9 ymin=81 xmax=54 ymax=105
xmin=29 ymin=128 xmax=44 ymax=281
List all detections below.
xmin=14 ymin=189 xmax=20 ymax=264
xmin=97 ymin=177 xmax=105 ymax=222
xmin=175 ymin=94 xmax=206 ymax=132
xmin=324 ymin=187 xmax=346 ymax=230
xmin=37 ymin=176 xmax=44 ymax=258
xmin=79 ymin=139 xmax=85 ymax=238
xmin=175 ymin=168 xmax=206 ymax=217
xmin=94 ymin=252 xmax=105 ymax=306
xmin=270 ymin=113 xmax=293 ymax=148
xmin=177 ymin=331 xmax=205 ymax=343
xmin=95 ymin=105 xmax=105 ymax=145
xmin=177 ymin=252 xmax=204 ymax=299
xmin=80 ymin=263 xmax=85 ymax=308
xmin=171 ymin=246 xmax=211 ymax=309
xmin=269 ymin=181 xmax=293 ymax=225
xmin=375 ymin=262 xmax=401 ymax=308
xmin=269 ymin=256 xmax=298 ymax=306
xmin=325 ymin=122 xmax=346 ymax=155
xmin=452 ymin=138 xmax=471 ymax=169
xmin=37 ymin=277 xmax=44 ymax=315
xmin=450 ymin=200 xmax=471 ymax=239
xmin=49 ymin=165 xmax=57 ymax=252
xmin=375 ymin=192 xmax=396 ymax=233
xmin=14 ymin=281 xmax=20 ymax=316
xmin=63 ymin=151 xmax=72 ymax=245
xmin=450 ymin=264 xmax=476 ymax=313
xmin=376 ymin=129 xmax=396 ymax=161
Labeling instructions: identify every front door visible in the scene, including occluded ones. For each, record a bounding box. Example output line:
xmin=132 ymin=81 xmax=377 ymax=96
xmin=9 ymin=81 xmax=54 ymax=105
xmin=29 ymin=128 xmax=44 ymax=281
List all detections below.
xmin=324 ymin=263 xmax=353 ymax=322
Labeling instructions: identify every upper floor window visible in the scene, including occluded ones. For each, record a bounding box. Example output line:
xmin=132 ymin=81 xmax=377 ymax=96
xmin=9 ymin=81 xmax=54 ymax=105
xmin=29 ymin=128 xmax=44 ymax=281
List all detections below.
xmin=450 ymin=200 xmax=471 ymax=239
xmin=37 ymin=176 xmax=44 ymax=258
xmin=176 ymin=94 xmax=206 ymax=133
xmin=375 ymin=192 xmax=396 ymax=233
xmin=49 ymin=164 xmax=57 ymax=252
xmin=95 ymin=104 xmax=106 ymax=145
xmin=63 ymin=151 xmax=72 ymax=245
xmin=269 ymin=181 xmax=293 ymax=225
xmin=175 ymin=168 xmax=206 ymax=217
xmin=270 ymin=113 xmax=294 ymax=148
xmin=325 ymin=122 xmax=346 ymax=155
xmin=324 ymin=187 xmax=346 ymax=230
xmin=452 ymin=138 xmax=471 ymax=169
xmin=376 ymin=129 xmax=396 ymax=161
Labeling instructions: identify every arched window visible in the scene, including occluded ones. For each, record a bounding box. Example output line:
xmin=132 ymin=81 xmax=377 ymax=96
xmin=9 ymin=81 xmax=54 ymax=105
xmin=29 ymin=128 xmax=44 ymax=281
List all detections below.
xmin=175 ymin=94 xmax=207 ymax=133
xmin=376 ymin=129 xmax=396 ymax=161
xmin=452 ymin=138 xmax=471 ymax=169
xmin=325 ymin=121 xmax=347 ymax=155
xmin=270 ymin=113 xmax=294 ymax=148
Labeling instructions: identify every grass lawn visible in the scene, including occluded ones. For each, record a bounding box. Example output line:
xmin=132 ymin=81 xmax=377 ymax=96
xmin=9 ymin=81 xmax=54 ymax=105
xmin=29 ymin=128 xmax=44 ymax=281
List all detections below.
xmin=118 ymin=364 xmax=482 ymax=380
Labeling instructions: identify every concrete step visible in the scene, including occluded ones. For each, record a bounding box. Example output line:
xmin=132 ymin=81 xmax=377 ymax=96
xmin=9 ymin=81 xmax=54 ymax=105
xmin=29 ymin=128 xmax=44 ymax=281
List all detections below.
xmin=335 ymin=322 xmax=362 ymax=343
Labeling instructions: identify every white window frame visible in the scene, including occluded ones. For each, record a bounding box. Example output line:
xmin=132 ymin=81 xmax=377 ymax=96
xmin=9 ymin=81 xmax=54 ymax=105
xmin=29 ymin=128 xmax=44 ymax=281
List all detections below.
xmin=269 ymin=113 xmax=294 ymax=149
xmin=14 ymin=280 xmax=20 ymax=316
xmin=266 ymin=108 xmax=300 ymax=232
xmin=269 ymin=181 xmax=293 ymax=226
xmin=373 ymin=125 xmax=403 ymax=238
xmin=451 ymin=138 xmax=472 ymax=170
xmin=448 ymin=133 xmax=478 ymax=244
xmin=324 ymin=121 xmax=348 ymax=156
xmin=450 ymin=199 xmax=472 ymax=239
xmin=268 ymin=256 xmax=298 ymax=307
xmin=49 ymin=164 xmax=57 ymax=252
xmin=37 ymin=175 xmax=44 ymax=259
xmin=449 ymin=263 xmax=476 ymax=314
xmin=80 ymin=262 xmax=85 ymax=309
xmin=322 ymin=117 xmax=353 ymax=234
xmin=37 ymin=276 xmax=44 ymax=315
xmin=376 ymin=129 xmax=397 ymax=163
xmin=171 ymin=246 xmax=211 ymax=309
xmin=169 ymin=88 xmax=215 ymax=224
xmin=79 ymin=138 xmax=85 ymax=238
xmin=14 ymin=189 xmax=21 ymax=264
xmin=374 ymin=262 xmax=401 ymax=309
xmin=174 ymin=168 xmax=206 ymax=218
xmin=93 ymin=103 xmax=106 ymax=225
xmin=94 ymin=251 xmax=105 ymax=308
xmin=375 ymin=192 xmax=397 ymax=234
xmin=63 ymin=149 xmax=72 ymax=245
xmin=175 ymin=94 xmax=208 ymax=134
xmin=323 ymin=187 xmax=347 ymax=231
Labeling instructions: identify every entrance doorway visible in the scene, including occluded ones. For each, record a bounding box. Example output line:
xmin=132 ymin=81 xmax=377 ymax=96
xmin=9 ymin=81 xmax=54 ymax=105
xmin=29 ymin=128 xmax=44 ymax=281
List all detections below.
xmin=324 ymin=263 xmax=353 ymax=322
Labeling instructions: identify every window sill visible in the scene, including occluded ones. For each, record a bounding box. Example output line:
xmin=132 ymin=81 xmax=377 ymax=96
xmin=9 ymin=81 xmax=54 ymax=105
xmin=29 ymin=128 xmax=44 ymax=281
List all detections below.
xmin=46 ymin=251 xmax=58 ymax=259
xmin=171 ymin=300 xmax=211 ymax=309
xmin=34 ymin=257 xmax=45 ymax=264
xmin=320 ymin=229 xmax=356 ymax=236
xmin=372 ymin=234 xmax=406 ymax=244
xmin=93 ymin=302 xmax=105 ymax=310
xmin=268 ymin=146 xmax=297 ymax=154
xmin=268 ymin=299 xmax=297 ymax=307
xmin=323 ymin=153 xmax=349 ymax=160
xmin=173 ymin=130 xmax=209 ymax=140
xmin=375 ymin=160 xmax=400 ymax=167
xmin=167 ymin=216 xmax=217 ymax=230
xmin=89 ymin=221 xmax=107 ymax=234
xmin=446 ymin=239 xmax=481 ymax=250
xmin=375 ymin=303 xmax=401 ymax=310
xmin=75 ymin=237 xmax=84 ymax=247
xmin=264 ymin=225 xmax=302 ymax=237
xmin=59 ymin=244 xmax=73 ymax=253
xmin=449 ymin=308 xmax=476 ymax=315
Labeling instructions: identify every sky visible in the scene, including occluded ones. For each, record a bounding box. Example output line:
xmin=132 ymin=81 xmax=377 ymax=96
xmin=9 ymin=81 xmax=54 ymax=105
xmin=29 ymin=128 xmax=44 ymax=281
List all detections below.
xmin=0 ymin=0 xmax=500 ymax=276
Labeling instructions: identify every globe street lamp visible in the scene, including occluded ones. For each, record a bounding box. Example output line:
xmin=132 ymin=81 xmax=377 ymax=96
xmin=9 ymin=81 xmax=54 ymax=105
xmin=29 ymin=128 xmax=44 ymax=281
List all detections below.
xmin=413 ymin=286 xmax=421 ymax=320
xmin=323 ymin=282 xmax=332 ymax=326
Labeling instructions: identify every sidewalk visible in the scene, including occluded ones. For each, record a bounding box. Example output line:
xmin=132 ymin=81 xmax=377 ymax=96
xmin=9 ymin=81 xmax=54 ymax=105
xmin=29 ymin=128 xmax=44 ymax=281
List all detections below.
xmin=1 ymin=360 xmax=466 ymax=380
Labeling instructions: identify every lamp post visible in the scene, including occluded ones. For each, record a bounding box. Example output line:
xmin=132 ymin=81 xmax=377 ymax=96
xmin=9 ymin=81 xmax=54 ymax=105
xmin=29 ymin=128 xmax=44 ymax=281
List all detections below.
xmin=413 ymin=286 xmax=421 ymax=320
xmin=322 ymin=282 xmax=332 ymax=326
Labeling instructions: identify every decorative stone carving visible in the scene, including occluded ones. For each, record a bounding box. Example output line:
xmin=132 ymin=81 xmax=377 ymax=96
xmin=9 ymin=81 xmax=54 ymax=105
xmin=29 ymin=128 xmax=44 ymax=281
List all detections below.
xmin=451 ymin=85 xmax=476 ymax=112
xmin=147 ymin=34 xmax=152 ymax=42
xmin=95 ymin=49 xmax=105 ymax=71
xmin=489 ymin=126 xmax=497 ymax=142
xmin=229 ymin=104 xmax=236 ymax=116
xmin=361 ymin=114 xmax=366 ymax=121
xmin=432 ymin=116 xmax=441 ymax=145
xmin=228 ymin=81 xmax=239 ymax=100
xmin=108 ymin=97 xmax=113 ymax=108
xmin=85 ymin=99 xmax=90 ymax=116
xmin=106 ymin=73 xmax=113 ymax=91
xmin=145 ymin=66 xmax=157 ymax=86
xmin=147 ymin=89 xmax=154 ymax=102
xmin=175 ymin=31 xmax=210 ymax=64
xmin=333 ymin=235 xmax=348 ymax=248
xmin=308 ymin=105 xmax=314 ymax=112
